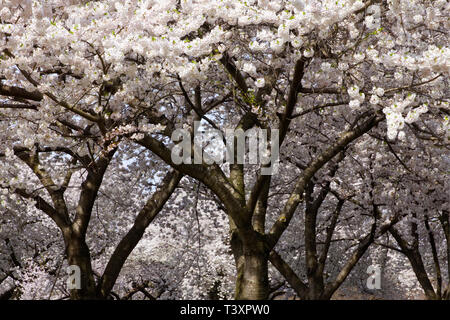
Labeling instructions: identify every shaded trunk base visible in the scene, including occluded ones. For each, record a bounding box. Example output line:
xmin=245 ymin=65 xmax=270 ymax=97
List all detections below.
xmin=231 ymin=230 xmax=269 ymax=300
xmin=65 ymin=233 xmax=98 ymax=300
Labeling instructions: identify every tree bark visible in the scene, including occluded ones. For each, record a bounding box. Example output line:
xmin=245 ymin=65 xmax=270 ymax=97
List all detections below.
xmin=231 ymin=229 xmax=269 ymax=300
xmin=269 ymin=250 xmax=308 ymax=299
xmin=64 ymin=231 xmax=97 ymax=300
xmin=389 ymin=226 xmax=438 ymax=300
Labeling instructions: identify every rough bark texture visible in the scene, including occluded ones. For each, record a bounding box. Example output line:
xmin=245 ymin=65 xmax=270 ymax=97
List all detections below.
xmin=231 ymin=229 xmax=269 ymax=300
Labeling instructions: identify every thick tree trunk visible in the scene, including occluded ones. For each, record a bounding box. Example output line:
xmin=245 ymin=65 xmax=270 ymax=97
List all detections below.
xmin=307 ymin=271 xmax=325 ymax=300
xmin=231 ymin=230 xmax=269 ymax=300
xmin=64 ymin=231 xmax=97 ymax=300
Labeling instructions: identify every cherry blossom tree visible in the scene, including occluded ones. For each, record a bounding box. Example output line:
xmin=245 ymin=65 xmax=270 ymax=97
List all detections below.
xmin=0 ymin=0 xmax=449 ymax=300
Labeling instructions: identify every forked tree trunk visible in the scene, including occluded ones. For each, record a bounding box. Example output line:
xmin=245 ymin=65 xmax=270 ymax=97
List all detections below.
xmin=231 ymin=229 xmax=269 ymax=300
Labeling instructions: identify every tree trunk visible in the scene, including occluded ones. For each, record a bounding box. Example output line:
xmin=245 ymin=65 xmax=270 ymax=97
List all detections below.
xmin=231 ymin=229 xmax=269 ymax=300
xmin=390 ymin=228 xmax=438 ymax=300
xmin=64 ymin=231 xmax=97 ymax=300
xmin=304 ymin=186 xmax=324 ymax=300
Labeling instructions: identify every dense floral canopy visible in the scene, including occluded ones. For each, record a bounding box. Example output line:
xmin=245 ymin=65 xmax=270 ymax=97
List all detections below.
xmin=0 ymin=0 xmax=448 ymax=300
